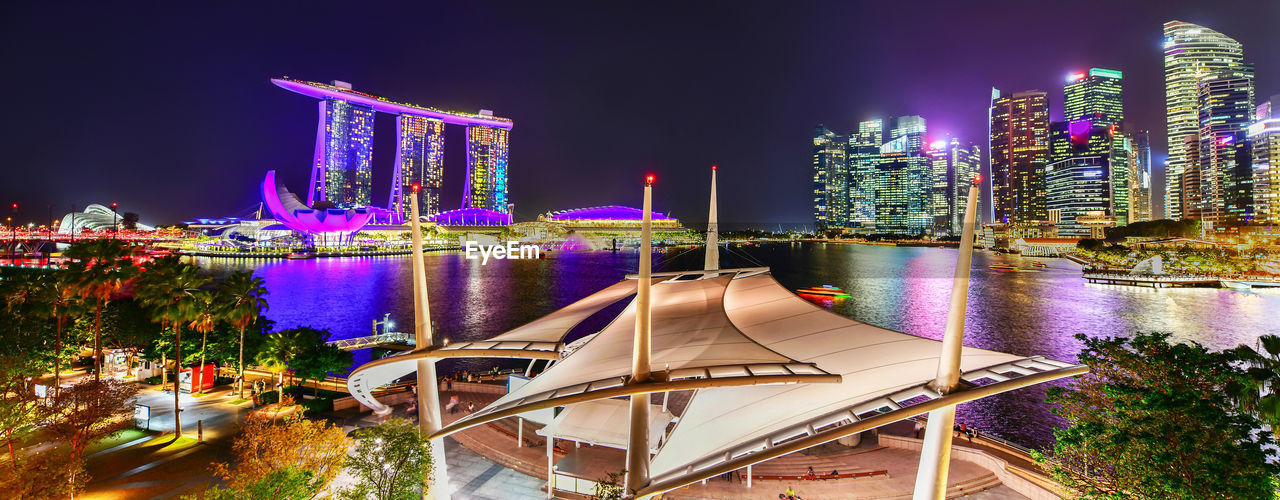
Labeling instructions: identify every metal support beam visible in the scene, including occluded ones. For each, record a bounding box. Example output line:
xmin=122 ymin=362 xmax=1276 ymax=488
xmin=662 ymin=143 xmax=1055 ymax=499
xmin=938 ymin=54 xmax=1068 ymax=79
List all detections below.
xmin=626 ymin=176 xmax=655 ymax=495
xmin=410 ymin=190 xmax=450 ymax=500
xmin=913 ymin=184 xmax=979 ymax=500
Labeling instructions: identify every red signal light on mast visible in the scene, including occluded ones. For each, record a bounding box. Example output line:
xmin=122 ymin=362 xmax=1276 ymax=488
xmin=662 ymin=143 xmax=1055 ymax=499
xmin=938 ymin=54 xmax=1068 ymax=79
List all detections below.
xmin=645 ymin=174 xmax=655 ymax=185
xmin=411 ymin=183 xmax=421 ymax=193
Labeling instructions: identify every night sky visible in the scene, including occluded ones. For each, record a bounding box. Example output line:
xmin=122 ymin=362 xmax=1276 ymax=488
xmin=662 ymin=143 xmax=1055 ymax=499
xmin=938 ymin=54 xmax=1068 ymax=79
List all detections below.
xmin=2 ymin=1 xmax=1276 ymax=228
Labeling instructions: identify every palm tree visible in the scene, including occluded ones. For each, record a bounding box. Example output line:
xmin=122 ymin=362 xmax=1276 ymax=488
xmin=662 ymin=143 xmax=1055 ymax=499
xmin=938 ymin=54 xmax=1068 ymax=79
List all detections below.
xmin=3 ymin=273 xmax=80 ymax=393
xmin=134 ymin=255 xmax=209 ymax=438
xmin=219 ymin=272 xmax=268 ymax=399
xmin=256 ymin=330 xmax=299 ymax=391
xmin=1232 ymin=335 xmax=1280 ymax=429
xmin=187 ymin=290 xmax=218 ymax=395
xmin=64 ymin=239 xmax=137 ymax=382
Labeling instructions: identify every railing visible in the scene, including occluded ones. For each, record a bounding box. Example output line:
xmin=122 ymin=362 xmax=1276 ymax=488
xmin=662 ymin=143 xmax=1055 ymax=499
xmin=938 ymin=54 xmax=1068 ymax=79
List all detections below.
xmin=328 ymin=331 xmax=415 ymax=351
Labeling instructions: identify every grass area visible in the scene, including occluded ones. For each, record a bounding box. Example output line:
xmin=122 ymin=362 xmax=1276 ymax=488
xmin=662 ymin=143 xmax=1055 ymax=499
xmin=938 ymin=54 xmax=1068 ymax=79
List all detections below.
xmin=226 ymin=398 xmax=249 ymax=405
xmin=191 ymin=391 xmax=214 ymax=398
xmin=138 ymin=434 xmax=199 ymax=453
xmin=82 ymin=428 xmax=157 ymax=455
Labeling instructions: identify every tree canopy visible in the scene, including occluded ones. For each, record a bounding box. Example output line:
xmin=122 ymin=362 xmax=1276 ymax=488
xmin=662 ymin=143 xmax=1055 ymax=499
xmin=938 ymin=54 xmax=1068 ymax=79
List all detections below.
xmin=1041 ymin=332 xmax=1279 ymax=499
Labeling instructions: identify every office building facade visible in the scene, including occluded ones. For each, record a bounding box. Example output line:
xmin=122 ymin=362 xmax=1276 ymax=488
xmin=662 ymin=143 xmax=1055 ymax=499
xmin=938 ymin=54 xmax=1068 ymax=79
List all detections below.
xmin=1197 ymin=73 xmax=1255 ymax=225
xmin=990 ymin=91 xmax=1050 ymax=223
xmin=389 ymin=115 xmax=446 ymax=220
xmin=812 ymin=126 xmax=848 ymax=232
xmin=1253 ymin=97 xmax=1280 ymax=224
xmin=313 ymin=98 xmax=375 ymax=209
xmin=847 ymin=120 xmax=883 ymax=228
xmin=1162 ymin=21 xmax=1248 ymax=219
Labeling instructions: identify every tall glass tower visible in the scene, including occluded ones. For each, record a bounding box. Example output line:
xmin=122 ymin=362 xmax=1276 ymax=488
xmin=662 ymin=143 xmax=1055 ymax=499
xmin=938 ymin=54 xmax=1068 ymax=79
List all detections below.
xmin=990 ymin=91 xmax=1050 ymax=223
xmin=1064 ymin=68 xmax=1124 ymax=125
xmin=1197 ymin=73 xmax=1256 ymax=225
xmin=1252 ymin=97 xmax=1280 ymax=224
xmin=311 ymin=98 xmax=375 ymax=208
xmin=847 ymin=119 xmax=882 ymax=228
xmin=389 ymin=115 xmax=446 ymax=221
xmin=812 ymin=126 xmax=848 ymax=231
xmin=464 ymin=125 xmax=511 ymax=213
xmin=1162 ymin=21 xmax=1248 ymax=219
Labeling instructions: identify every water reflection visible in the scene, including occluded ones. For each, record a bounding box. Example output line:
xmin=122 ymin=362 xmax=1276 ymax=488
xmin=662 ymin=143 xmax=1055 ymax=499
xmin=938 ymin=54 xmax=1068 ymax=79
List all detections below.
xmin=197 ymin=243 xmax=1280 ymax=449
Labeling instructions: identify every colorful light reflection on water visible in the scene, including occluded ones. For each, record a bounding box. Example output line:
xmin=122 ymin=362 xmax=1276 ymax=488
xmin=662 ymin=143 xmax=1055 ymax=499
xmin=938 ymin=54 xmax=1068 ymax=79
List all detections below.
xmin=197 ymin=242 xmax=1280 ymax=449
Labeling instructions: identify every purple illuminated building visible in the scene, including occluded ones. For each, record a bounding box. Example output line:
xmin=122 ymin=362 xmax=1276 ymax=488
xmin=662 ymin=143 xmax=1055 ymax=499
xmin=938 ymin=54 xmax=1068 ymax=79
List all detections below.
xmin=261 ymin=170 xmax=373 ymax=242
xmin=273 ymin=78 xmax=514 ymax=221
xmin=538 ymin=205 xmax=683 ymax=232
xmin=545 ymin=205 xmax=673 ymax=221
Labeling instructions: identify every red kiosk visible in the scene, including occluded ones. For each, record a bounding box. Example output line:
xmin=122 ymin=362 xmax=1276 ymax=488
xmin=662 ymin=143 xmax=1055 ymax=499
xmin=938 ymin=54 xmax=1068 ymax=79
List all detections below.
xmin=179 ymin=363 xmax=217 ymax=392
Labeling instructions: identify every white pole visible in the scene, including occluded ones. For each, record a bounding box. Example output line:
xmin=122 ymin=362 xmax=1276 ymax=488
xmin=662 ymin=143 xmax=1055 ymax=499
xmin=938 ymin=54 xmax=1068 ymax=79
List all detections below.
xmin=546 ymin=429 xmax=555 ymax=499
xmin=410 ymin=188 xmax=451 ymax=500
xmin=518 ymin=417 xmax=524 ymax=448
xmin=626 ymin=175 xmax=655 ymax=495
xmin=704 ymin=165 xmax=719 ymax=272
xmin=912 ymin=184 xmax=979 ymax=500
xmin=747 ymin=464 xmax=752 ymax=488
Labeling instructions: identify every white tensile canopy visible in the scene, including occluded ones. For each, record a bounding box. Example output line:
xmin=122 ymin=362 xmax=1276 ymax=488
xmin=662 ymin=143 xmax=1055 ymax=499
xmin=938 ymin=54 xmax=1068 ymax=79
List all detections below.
xmin=536 ymin=398 xmax=674 ymax=453
xmin=347 ymin=266 xmax=1082 ymax=495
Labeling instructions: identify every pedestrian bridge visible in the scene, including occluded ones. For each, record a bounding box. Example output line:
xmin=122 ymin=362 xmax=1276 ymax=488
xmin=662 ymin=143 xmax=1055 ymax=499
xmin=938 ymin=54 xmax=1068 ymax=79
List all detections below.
xmin=328 ymin=331 xmax=416 ymax=351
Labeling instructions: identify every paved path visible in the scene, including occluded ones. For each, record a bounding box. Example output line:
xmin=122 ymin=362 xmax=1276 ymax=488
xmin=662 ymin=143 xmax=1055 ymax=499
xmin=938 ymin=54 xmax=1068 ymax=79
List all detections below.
xmin=445 ymin=437 xmax=546 ymax=500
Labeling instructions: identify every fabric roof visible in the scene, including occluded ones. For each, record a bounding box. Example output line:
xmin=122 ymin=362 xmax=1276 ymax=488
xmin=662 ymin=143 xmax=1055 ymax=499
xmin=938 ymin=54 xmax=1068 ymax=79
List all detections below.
xmin=449 ymin=274 xmax=820 ymax=428
xmin=536 ymin=398 xmax=673 ymax=453
xmin=648 ymin=272 xmax=1026 ymax=479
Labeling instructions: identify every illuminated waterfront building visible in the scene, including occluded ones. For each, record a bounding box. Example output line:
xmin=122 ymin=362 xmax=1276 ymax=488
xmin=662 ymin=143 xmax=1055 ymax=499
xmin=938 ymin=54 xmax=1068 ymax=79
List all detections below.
xmin=390 ymin=115 xmax=446 ymax=219
xmin=1252 ymin=96 xmax=1280 ymax=224
xmin=273 ymin=78 xmax=514 ymax=222
xmin=847 ymin=119 xmax=883 ymax=227
xmin=1162 ymin=21 xmax=1249 ymax=219
xmin=927 ymin=138 xmax=981 ymax=235
xmin=812 ymin=126 xmax=848 ymax=231
xmin=990 ymin=90 xmax=1050 ymax=223
xmin=1048 ymin=119 xmax=1118 ymax=235
xmin=875 ymin=116 xmax=930 ymax=234
xmin=1064 ymin=68 xmax=1124 ymax=126
xmin=1197 ymin=73 xmax=1255 ymax=225
xmin=464 ymin=124 xmax=511 ymax=213
xmin=313 ymin=90 xmax=375 ymax=209
xmin=1131 ymin=130 xmax=1153 ymax=222
xmin=1181 ymin=135 xmax=1204 ymax=221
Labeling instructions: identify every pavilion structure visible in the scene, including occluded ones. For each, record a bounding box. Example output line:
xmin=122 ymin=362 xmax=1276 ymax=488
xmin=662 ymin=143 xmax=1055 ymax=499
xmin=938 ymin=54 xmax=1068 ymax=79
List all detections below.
xmin=346 ymin=168 xmax=1086 ymax=499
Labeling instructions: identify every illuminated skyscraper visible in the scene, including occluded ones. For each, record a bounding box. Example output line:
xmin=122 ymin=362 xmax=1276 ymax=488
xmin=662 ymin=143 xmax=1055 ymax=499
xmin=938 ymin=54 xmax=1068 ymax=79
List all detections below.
xmin=1252 ymin=96 xmax=1280 ymax=224
xmin=875 ymin=116 xmax=930 ymax=234
xmin=464 ymin=124 xmax=511 ymax=213
xmin=1128 ymin=131 xmax=1153 ymax=223
xmin=389 ymin=115 xmax=446 ymax=220
xmin=1197 ymin=73 xmax=1255 ymax=225
xmin=1064 ymin=68 xmax=1124 ymax=125
xmin=1048 ymin=119 xmax=1118 ymax=235
xmin=1162 ymin=21 xmax=1248 ymax=219
xmin=847 ymin=120 xmax=882 ymax=227
xmin=812 ymin=126 xmax=848 ymax=232
xmin=927 ymin=139 xmax=981 ymax=235
xmin=312 ymin=92 xmax=375 ymax=208
xmin=990 ymin=91 xmax=1050 ymax=223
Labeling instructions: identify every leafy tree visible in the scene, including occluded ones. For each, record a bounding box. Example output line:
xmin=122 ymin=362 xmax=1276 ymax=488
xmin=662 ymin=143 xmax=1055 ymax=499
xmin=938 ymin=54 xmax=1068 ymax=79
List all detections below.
xmin=64 ymin=239 xmax=137 ymax=382
xmin=120 ymin=212 xmax=140 ymax=231
xmin=133 ymin=255 xmax=209 ymax=438
xmin=211 ymin=407 xmax=350 ymax=495
xmin=0 ymin=451 xmax=87 ymax=499
xmin=198 ymin=467 xmax=319 ymax=500
xmin=591 ymin=469 xmax=628 ymax=500
xmin=0 ymin=355 xmax=47 ymax=466
xmin=46 ymin=378 xmax=139 ymax=459
xmin=220 ymin=272 xmax=268 ymax=399
xmin=290 ymin=329 xmax=353 ymax=395
xmin=257 ymin=329 xmax=302 ymax=388
xmin=1041 ymin=333 xmax=1278 ymax=499
xmin=337 ymin=418 xmax=433 ymax=500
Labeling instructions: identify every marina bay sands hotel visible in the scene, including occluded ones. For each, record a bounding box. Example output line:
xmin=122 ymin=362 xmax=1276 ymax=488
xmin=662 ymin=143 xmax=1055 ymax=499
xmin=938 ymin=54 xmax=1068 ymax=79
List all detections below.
xmin=272 ymin=78 xmax=513 ymax=221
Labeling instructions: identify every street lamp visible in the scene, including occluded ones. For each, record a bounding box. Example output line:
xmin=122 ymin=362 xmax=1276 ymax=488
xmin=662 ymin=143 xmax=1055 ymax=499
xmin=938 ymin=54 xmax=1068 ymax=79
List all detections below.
xmin=110 ymin=202 xmax=119 ymax=239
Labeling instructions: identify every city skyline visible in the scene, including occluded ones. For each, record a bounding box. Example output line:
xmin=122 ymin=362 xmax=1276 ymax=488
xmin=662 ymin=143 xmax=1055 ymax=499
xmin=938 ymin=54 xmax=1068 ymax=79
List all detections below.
xmin=1 ymin=2 xmax=1277 ymax=228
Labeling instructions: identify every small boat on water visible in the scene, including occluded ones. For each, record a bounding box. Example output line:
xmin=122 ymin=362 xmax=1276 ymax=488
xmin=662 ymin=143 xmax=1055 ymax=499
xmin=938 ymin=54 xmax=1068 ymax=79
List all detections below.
xmin=287 ymin=249 xmax=317 ymax=260
xmin=989 ymin=263 xmax=1017 ymax=271
xmin=796 ymin=285 xmax=851 ymax=297
xmin=1030 ymin=261 xmax=1047 ymax=268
